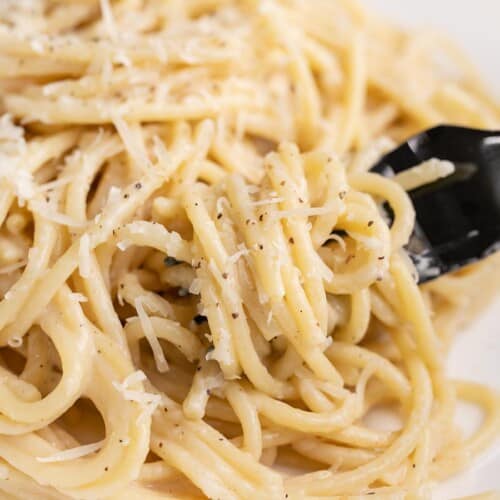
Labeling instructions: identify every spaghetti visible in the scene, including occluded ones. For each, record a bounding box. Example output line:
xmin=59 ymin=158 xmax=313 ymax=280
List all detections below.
xmin=0 ymin=0 xmax=499 ymax=498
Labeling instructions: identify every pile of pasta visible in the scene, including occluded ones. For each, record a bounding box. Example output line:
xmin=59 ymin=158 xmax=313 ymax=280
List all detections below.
xmin=0 ymin=0 xmax=499 ymax=498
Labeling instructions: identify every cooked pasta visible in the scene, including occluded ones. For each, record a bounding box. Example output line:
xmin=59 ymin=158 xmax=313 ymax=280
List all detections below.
xmin=0 ymin=0 xmax=499 ymax=499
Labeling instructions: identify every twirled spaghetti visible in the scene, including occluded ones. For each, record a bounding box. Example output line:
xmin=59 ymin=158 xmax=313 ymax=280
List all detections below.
xmin=0 ymin=1 xmax=499 ymax=498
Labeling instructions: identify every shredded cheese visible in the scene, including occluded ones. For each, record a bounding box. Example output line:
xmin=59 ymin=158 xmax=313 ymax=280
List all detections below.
xmin=116 ymin=240 xmax=131 ymax=251
xmin=189 ymin=278 xmax=202 ymax=295
xmin=106 ymin=186 xmax=122 ymax=206
xmin=267 ymin=310 xmax=273 ymax=325
xmin=99 ymin=0 xmax=117 ymax=42
xmin=227 ymin=244 xmax=250 ymax=265
xmin=206 ymin=329 xmax=232 ymax=366
xmin=36 ymin=440 xmax=105 ymax=463
xmin=215 ymin=196 xmax=230 ymax=216
xmin=37 ymin=177 xmax=73 ymax=192
xmin=70 ymin=293 xmax=88 ymax=303
xmin=7 ymin=336 xmax=23 ymax=348
xmin=30 ymin=201 xmax=85 ymax=228
xmin=135 ymin=297 xmax=169 ymax=373
xmin=112 ymin=113 xmax=152 ymax=171
xmin=122 ymin=370 xmax=147 ymax=386
xmin=251 ymin=197 xmax=284 ymax=206
xmin=30 ymin=38 xmax=45 ymax=54
xmin=0 ymin=114 xmax=24 ymax=141
xmin=112 ymin=370 xmax=161 ymax=423
xmin=152 ymin=135 xmax=170 ymax=167
xmin=0 ymin=166 xmax=35 ymax=206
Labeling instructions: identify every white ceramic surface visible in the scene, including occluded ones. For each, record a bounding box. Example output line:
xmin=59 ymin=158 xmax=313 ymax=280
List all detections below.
xmin=362 ymin=1 xmax=500 ymax=498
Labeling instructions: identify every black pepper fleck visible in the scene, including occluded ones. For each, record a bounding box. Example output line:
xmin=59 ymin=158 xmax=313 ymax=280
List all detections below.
xmin=193 ymin=314 xmax=208 ymax=325
xmin=164 ymin=256 xmax=181 ymax=267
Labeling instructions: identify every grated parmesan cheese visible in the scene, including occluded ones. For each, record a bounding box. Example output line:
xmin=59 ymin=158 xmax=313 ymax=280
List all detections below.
xmin=111 ymin=113 xmax=152 ymax=171
xmin=251 ymin=197 xmax=283 ymax=207
xmin=122 ymin=370 xmax=147 ymax=386
xmin=7 ymin=336 xmax=23 ymax=348
xmin=135 ymin=297 xmax=169 ymax=373
xmin=106 ymin=186 xmax=122 ymax=206
xmin=30 ymin=201 xmax=85 ymax=228
xmin=0 ymin=166 xmax=35 ymax=206
xmin=215 ymin=196 xmax=230 ymax=216
xmin=36 ymin=440 xmax=105 ymax=463
xmin=350 ymin=233 xmax=383 ymax=250
xmin=112 ymin=370 xmax=161 ymax=422
xmin=117 ymin=240 xmax=131 ymax=251
xmin=70 ymin=293 xmax=88 ymax=303
xmin=227 ymin=244 xmax=250 ymax=266
xmin=149 ymin=38 xmax=168 ymax=63
xmin=266 ymin=309 xmax=273 ymax=325
xmin=30 ymin=38 xmax=45 ymax=54
xmin=114 ymin=51 xmax=132 ymax=67
xmin=37 ymin=177 xmax=73 ymax=192
xmin=206 ymin=329 xmax=232 ymax=366
xmin=99 ymin=0 xmax=117 ymax=41
xmin=0 ymin=114 xmax=24 ymax=141
xmin=79 ymin=233 xmax=91 ymax=279
xmin=120 ymin=437 xmax=130 ymax=446
xmin=204 ymin=371 xmax=225 ymax=393
xmin=152 ymin=135 xmax=169 ymax=167
xmin=189 ymin=278 xmax=201 ymax=295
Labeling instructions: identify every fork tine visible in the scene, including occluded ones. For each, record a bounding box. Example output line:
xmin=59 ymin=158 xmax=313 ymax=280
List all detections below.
xmin=371 ymin=125 xmax=500 ymax=282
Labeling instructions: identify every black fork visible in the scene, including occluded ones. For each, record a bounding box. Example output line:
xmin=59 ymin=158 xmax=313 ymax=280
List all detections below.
xmin=371 ymin=125 xmax=500 ymax=282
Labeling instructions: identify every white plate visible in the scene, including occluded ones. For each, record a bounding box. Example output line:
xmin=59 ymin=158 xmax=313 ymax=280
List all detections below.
xmin=362 ymin=1 xmax=500 ymax=497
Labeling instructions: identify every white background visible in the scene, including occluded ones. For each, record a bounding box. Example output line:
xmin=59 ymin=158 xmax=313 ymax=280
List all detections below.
xmin=363 ymin=0 xmax=500 ymax=98
xmin=362 ymin=1 xmax=500 ymax=498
